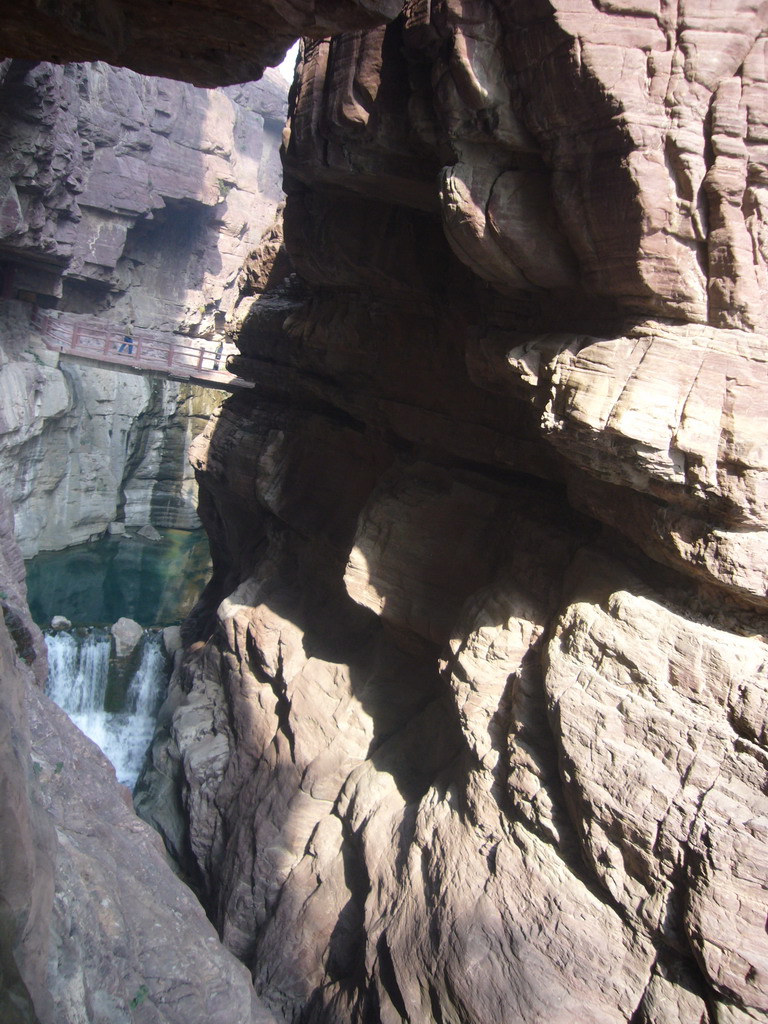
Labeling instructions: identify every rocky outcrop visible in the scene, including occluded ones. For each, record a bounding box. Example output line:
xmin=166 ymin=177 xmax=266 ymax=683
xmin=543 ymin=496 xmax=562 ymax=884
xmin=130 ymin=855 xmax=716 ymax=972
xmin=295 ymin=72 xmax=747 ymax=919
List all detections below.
xmin=2 ymin=2 xmax=768 ymax=1023
xmin=165 ymin=385 xmax=768 ymax=1023
xmin=25 ymin=684 xmax=277 ymax=1024
xmin=137 ymin=6 xmax=768 ymax=1024
xmin=0 ymin=0 xmax=400 ymax=87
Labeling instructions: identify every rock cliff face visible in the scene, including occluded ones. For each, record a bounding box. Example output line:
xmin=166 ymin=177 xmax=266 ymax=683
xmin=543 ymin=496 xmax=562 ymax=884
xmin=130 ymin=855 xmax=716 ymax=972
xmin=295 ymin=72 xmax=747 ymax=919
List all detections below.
xmin=0 ymin=303 xmax=222 ymax=555
xmin=2 ymin=2 xmax=768 ymax=1024
xmin=0 ymin=61 xmax=286 ymax=554
xmin=0 ymin=0 xmax=400 ymax=87
xmin=0 ymin=59 xmax=285 ymax=332
xmin=144 ymin=5 xmax=768 ymax=1023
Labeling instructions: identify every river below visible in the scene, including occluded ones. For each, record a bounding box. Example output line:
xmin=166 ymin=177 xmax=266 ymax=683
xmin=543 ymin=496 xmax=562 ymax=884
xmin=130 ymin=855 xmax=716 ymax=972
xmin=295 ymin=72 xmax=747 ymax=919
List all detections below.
xmin=25 ymin=526 xmax=212 ymax=788
xmin=25 ymin=527 xmax=211 ymax=628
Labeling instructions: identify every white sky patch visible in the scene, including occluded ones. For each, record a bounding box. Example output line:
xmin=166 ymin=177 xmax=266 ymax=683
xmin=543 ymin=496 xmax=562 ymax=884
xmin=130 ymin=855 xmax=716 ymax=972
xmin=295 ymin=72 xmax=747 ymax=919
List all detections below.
xmin=277 ymin=41 xmax=300 ymax=83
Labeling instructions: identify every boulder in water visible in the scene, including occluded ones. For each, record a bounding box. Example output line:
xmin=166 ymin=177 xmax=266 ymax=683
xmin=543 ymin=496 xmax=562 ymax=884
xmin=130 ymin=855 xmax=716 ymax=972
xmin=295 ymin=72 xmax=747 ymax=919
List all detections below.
xmin=162 ymin=625 xmax=182 ymax=656
xmin=50 ymin=615 xmax=71 ymax=630
xmin=111 ymin=617 xmax=143 ymax=658
xmin=137 ymin=524 xmax=162 ymax=542
xmin=106 ymin=521 xmax=126 ymax=536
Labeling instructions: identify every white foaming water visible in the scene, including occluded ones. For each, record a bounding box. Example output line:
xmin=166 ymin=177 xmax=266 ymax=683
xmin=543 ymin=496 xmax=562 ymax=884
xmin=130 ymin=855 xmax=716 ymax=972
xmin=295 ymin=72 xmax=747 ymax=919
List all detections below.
xmin=46 ymin=629 xmax=111 ymax=714
xmin=45 ymin=629 xmax=168 ymax=789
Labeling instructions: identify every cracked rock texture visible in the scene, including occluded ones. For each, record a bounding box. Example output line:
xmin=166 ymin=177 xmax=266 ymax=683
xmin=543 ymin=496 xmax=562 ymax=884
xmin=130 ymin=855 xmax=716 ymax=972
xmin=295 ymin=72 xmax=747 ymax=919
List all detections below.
xmin=138 ymin=4 xmax=768 ymax=1023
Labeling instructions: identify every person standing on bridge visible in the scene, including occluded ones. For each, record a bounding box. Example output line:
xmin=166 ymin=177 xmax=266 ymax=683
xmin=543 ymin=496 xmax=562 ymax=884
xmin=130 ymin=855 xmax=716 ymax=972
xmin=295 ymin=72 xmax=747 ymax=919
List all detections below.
xmin=119 ymin=318 xmax=135 ymax=356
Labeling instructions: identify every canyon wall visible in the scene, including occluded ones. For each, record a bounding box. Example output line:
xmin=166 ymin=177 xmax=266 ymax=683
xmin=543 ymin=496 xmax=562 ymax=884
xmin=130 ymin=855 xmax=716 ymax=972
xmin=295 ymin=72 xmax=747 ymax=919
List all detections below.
xmin=0 ymin=60 xmax=287 ymax=554
xmin=146 ymin=5 xmax=768 ymax=1024
xmin=0 ymin=0 xmax=400 ymax=87
xmin=0 ymin=483 xmax=276 ymax=1024
xmin=0 ymin=1 xmax=767 ymax=1023
xmin=0 ymin=59 xmax=285 ymax=333
xmin=0 ymin=302 xmax=222 ymax=555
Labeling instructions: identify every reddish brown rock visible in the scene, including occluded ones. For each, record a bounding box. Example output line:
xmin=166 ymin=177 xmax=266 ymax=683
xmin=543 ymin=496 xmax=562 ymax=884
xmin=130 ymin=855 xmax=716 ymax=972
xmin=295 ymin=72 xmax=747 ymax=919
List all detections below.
xmin=2 ymin=1 xmax=768 ymax=1023
xmin=150 ymin=6 xmax=768 ymax=1020
xmin=0 ymin=0 xmax=403 ymax=87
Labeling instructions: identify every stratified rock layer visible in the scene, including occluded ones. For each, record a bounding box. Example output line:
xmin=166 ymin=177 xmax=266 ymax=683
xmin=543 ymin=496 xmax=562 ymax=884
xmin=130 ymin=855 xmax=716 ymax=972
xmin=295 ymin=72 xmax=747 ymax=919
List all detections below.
xmin=140 ymin=5 xmax=768 ymax=1023
xmin=0 ymin=303 xmax=222 ymax=555
xmin=172 ymin=401 xmax=767 ymax=1023
xmin=0 ymin=60 xmax=285 ymax=333
xmin=0 ymin=58 xmax=286 ymax=554
xmin=0 ymin=0 xmax=402 ymax=87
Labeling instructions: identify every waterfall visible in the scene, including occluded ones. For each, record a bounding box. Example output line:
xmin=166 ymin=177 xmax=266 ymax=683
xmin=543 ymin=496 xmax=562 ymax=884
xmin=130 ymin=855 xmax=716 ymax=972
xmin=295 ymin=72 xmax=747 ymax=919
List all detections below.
xmin=44 ymin=628 xmax=169 ymax=789
xmin=46 ymin=629 xmax=111 ymax=714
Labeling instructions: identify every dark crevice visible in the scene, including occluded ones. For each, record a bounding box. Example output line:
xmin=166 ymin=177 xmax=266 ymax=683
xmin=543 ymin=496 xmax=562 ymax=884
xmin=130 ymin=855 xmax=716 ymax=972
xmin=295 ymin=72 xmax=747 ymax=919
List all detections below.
xmin=1 ymin=601 xmax=37 ymax=668
xmin=375 ymin=933 xmax=410 ymax=1022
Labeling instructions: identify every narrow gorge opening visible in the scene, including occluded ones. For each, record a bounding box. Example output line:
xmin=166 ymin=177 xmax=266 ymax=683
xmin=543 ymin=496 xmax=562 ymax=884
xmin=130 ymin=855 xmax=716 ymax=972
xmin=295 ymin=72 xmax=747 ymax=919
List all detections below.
xmin=0 ymin=58 xmax=289 ymax=805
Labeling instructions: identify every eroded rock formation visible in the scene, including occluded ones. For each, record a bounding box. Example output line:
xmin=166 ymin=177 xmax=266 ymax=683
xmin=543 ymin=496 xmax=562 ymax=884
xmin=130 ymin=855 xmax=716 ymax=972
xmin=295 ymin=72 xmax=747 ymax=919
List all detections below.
xmin=1 ymin=1 xmax=767 ymax=1023
xmin=0 ymin=59 xmax=285 ymax=335
xmin=141 ymin=5 xmax=768 ymax=1023
xmin=0 ymin=0 xmax=401 ymax=88
xmin=0 ymin=302 xmax=224 ymax=554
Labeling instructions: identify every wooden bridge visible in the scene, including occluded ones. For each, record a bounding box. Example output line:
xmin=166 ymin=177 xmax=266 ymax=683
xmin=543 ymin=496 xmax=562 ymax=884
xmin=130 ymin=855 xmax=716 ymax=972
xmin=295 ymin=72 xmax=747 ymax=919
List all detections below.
xmin=32 ymin=309 xmax=253 ymax=391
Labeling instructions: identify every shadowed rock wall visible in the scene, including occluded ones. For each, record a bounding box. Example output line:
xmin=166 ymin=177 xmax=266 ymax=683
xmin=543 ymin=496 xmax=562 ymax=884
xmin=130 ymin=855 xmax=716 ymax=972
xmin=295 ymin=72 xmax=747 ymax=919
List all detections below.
xmin=0 ymin=0 xmax=402 ymax=88
xmin=0 ymin=59 xmax=286 ymax=332
xmin=0 ymin=483 xmax=277 ymax=1024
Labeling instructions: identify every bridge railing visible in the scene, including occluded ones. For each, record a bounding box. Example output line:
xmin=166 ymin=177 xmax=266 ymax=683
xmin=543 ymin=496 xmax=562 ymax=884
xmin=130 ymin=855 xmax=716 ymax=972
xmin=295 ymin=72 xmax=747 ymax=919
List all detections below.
xmin=32 ymin=309 xmax=242 ymax=386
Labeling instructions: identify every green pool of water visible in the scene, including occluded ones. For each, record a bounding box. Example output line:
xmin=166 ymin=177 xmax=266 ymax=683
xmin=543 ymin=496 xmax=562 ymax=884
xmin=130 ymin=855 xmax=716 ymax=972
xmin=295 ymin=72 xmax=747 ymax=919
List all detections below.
xmin=25 ymin=528 xmax=212 ymax=628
